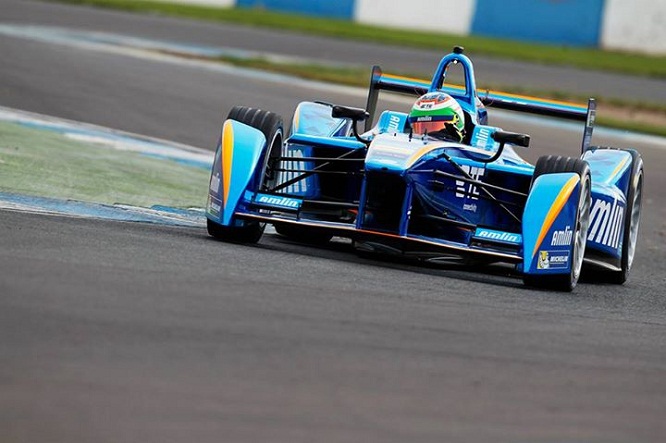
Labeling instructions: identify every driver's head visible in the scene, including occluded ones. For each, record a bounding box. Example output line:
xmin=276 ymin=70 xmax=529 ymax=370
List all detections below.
xmin=408 ymin=92 xmax=465 ymax=142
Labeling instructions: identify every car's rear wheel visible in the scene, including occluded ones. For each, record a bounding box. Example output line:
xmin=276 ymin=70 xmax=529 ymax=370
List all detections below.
xmin=523 ymin=155 xmax=592 ymax=292
xmin=207 ymin=106 xmax=284 ymax=244
xmin=602 ymin=149 xmax=643 ymax=284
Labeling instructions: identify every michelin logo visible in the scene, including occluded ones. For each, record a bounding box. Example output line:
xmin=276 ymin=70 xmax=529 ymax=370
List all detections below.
xmin=256 ymin=194 xmax=301 ymax=210
xmin=551 ymin=226 xmax=573 ymax=247
xmin=537 ymin=250 xmax=569 ymax=270
xmin=537 ymin=251 xmax=550 ymax=269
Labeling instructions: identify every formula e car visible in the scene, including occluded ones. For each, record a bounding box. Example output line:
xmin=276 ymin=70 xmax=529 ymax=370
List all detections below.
xmin=205 ymin=47 xmax=643 ymax=291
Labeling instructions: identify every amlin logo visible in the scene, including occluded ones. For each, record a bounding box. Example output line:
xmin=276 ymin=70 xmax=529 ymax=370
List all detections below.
xmin=256 ymin=193 xmax=301 ymax=210
xmin=475 ymin=228 xmax=522 ymax=245
xmin=551 ymin=226 xmax=573 ymax=247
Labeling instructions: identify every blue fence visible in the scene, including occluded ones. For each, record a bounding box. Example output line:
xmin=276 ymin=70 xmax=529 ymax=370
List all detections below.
xmin=236 ymin=0 xmax=355 ymax=20
xmin=205 ymin=0 xmax=664 ymax=53
xmin=471 ymin=0 xmax=605 ymax=47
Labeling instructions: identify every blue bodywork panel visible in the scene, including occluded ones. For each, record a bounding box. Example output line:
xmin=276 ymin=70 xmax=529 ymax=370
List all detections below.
xmin=206 ymin=120 xmax=266 ymax=226
xmin=583 ymin=148 xmax=633 ymax=260
xmin=523 ymin=173 xmax=581 ymax=275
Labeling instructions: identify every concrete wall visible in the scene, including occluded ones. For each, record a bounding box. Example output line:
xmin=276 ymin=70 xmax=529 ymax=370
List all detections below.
xmin=156 ymin=0 xmax=666 ymax=54
xmin=601 ymin=0 xmax=666 ymax=54
xmin=354 ymin=0 xmax=475 ymax=36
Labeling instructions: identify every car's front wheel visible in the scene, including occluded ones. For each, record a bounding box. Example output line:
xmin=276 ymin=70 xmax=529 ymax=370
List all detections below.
xmin=207 ymin=106 xmax=284 ymax=244
xmin=523 ymin=155 xmax=592 ymax=292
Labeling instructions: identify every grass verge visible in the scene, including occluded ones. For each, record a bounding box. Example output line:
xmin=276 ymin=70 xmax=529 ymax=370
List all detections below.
xmin=50 ymin=0 xmax=666 ymax=78
xmin=0 ymin=121 xmax=209 ymax=208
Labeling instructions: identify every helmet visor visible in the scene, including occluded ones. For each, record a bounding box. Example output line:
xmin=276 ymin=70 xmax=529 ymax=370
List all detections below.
xmin=409 ymin=114 xmax=455 ymax=136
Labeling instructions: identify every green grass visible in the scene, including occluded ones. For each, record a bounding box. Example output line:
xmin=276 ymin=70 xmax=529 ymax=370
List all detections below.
xmin=0 ymin=121 xmax=209 ymax=208
xmin=596 ymin=117 xmax=666 ymax=138
xmin=51 ymin=0 xmax=666 ymax=78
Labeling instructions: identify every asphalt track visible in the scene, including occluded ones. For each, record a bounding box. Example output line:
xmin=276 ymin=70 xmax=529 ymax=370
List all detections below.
xmin=1 ymin=1 xmax=666 ymax=442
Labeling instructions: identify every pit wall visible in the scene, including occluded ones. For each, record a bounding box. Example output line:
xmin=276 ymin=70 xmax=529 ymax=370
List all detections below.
xmin=159 ymin=0 xmax=666 ymax=55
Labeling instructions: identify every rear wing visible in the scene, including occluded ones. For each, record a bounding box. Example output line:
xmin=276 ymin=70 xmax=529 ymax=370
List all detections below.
xmin=364 ymin=66 xmax=596 ymax=153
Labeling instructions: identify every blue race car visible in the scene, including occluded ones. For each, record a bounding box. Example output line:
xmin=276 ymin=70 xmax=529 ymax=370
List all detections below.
xmin=205 ymin=47 xmax=643 ymax=291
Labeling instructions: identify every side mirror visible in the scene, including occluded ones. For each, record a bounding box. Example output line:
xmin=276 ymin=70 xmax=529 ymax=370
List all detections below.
xmin=492 ymin=130 xmax=530 ymax=148
xmin=332 ymin=105 xmax=369 ymax=122
xmin=331 ymin=105 xmax=371 ymax=147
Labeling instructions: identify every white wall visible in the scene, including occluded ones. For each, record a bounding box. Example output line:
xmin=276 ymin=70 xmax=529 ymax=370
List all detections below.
xmin=601 ymin=0 xmax=666 ymax=54
xmin=145 ymin=0 xmax=235 ymax=6
xmin=354 ymin=0 xmax=475 ymax=35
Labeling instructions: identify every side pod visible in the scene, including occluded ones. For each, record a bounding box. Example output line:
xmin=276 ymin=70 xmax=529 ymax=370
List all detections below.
xmin=206 ymin=120 xmax=267 ymax=227
xmin=522 ymin=172 xmax=582 ymax=277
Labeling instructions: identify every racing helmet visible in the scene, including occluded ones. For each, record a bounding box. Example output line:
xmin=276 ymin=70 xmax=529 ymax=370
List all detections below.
xmin=408 ymin=92 xmax=465 ymax=142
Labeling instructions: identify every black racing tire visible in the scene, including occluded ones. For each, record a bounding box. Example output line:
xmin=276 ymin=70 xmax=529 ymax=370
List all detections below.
xmin=273 ymin=222 xmax=333 ymax=245
xmin=207 ymin=218 xmax=264 ymax=244
xmin=207 ymin=107 xmax=284 ymax=244
xmin=523 ymin=155 xmax=592 ymax=292
xmin=227 ymin=106 xmax=284 ymax=191
xmin=602 ymin=149 xmax=644 ymax=284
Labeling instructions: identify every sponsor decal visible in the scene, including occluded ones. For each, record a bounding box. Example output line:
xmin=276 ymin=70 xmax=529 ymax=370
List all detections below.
xmin=463 ymin=203 xmax=478 ymax=213
xmin=537 ymin=250 xmax=570 ymax=270
xmin=551 ymin=225 xmax=573 ymax=247
xmin=207 ymin=195 xmax=221 ymax=216
xmin=472 ymin=127 xmax=494 ymax=151
xmin=209 ymin=172 xmax=221 ymax=193
xmin=476 ymin=128 xmax=490 ymax=146
xmin=549 ymin=252 xmax=569 ymax=267
xmin=586 ymin=108 xmax=596 ymax=127
xmin=475 ymin=228 xmax=522 ymax=245
xmin=256 ymin=193 xmax=301 ymax=210
xmin=537 ymin=250 xmax=549 ymax=269
xmin=387 ymin=115 xmax=403 ymax=132
xmin=456 ymin=165 xmax=485 ymax=200
xmin=587 ymin=197 xmax=625 ymax=249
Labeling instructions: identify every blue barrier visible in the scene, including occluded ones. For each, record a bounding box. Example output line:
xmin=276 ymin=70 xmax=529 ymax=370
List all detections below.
xmin=471 ymin=0 xmax=605 ymax=47
xmin=205 ymin=0 xmax=663 ymax=53
xmin=236 ymin=0 xmax=355 ymax=20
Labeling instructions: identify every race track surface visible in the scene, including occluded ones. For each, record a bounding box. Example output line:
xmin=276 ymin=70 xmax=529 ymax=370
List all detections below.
xmin=1 ymin=1 xmax=666 ymax=442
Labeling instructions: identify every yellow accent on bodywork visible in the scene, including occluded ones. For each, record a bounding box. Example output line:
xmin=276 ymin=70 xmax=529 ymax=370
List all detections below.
xmin=609 ymin=156 xmax=630 ymax=183
xmin=292 ymin=103 xmax=301 ymax=134
xmin=405 ymin=143 xmax=446 ymax=168
xmin=222 ymin=120 xmax=234 ymax=206
xmin=531 ymin=174 xmax=580 ymax=259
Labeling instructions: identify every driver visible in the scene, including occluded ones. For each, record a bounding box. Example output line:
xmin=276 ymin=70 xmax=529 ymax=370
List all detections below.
xmin=407 ymin=92 xmax=465 ymax=143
